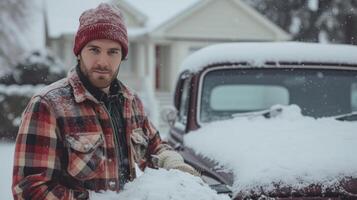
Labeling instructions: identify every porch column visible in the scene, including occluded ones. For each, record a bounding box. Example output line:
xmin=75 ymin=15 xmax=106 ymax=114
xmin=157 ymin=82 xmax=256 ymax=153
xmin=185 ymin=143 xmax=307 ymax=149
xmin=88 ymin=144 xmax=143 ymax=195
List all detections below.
xmin=169 ymin=43 xmax=188 ymax=92
xmin=145 ymin=42 xmax=156 ymax=93
xmin=135 ymin=43 xmax=146 ymax=91
xmin=143 ymin=42 xmax=159 ymax=126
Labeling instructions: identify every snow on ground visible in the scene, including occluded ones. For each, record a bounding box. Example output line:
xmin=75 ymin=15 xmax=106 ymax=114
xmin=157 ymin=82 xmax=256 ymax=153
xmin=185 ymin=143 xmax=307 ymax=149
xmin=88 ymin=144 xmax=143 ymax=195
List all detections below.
xmin=0 ymin=142 xmax=228 ymax=200
xmin=185 ymin=105 xmax=357 ymax=195
xmin=0 ymin=142 xmax=15 ymax=200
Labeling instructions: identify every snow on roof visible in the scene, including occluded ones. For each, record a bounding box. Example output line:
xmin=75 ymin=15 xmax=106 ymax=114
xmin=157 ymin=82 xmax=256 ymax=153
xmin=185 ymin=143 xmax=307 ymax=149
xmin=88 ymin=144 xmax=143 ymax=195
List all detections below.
xmin=124 ymin=0 xmax=199 ymax=31
xmin=46 ymin=0 xmax=110 ymax=37
xmin=180 ymin=42 xmax=357 ymax=73
xmin=185 ymin=105 xmax=357 ymax=195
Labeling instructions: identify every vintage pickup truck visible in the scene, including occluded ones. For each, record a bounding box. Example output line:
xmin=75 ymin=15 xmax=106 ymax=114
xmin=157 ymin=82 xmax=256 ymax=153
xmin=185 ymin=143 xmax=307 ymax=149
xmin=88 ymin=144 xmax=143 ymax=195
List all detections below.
xmin=164 ymin=42 xmax=357 ymax=199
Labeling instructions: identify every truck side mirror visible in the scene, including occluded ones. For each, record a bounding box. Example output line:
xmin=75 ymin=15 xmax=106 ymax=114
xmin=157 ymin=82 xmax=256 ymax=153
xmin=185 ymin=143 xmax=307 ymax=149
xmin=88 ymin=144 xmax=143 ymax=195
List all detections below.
xmin=160 ymin=106 xmax=177 ymax=128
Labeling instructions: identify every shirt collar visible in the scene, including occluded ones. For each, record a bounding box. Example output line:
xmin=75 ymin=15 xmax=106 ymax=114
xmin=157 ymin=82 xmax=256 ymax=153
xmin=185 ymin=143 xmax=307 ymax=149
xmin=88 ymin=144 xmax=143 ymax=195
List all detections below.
xmin=67 ymin=65 xmax=134 ymax=104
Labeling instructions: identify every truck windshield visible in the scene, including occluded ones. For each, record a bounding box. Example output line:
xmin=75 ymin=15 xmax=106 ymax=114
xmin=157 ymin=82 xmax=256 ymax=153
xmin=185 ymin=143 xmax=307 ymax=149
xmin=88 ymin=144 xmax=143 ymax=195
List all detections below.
xmin=199 ymin=67 xmax=357 ymax=123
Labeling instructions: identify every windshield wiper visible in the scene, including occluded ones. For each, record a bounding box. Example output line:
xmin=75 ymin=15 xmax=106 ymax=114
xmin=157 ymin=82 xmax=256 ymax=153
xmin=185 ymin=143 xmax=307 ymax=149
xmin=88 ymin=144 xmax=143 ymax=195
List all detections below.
xmin=231 ymin=106 xmax=283 ymax=119
xmin=334 ymin=111 xmax=357 ymax=121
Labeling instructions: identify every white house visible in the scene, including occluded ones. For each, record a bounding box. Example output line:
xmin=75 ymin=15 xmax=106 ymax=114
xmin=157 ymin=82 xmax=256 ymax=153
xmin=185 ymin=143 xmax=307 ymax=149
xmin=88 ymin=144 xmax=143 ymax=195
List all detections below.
xmin=116 ymin=0 xmax=291 ymax=93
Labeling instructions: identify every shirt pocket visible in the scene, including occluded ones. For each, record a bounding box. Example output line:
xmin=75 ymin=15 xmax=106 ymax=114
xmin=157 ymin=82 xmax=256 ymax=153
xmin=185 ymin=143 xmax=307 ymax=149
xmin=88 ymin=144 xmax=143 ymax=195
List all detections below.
xmin=65 ymin=133 xmax=105 ymax=181
xmin=130 ymin=128 xmax=149 ymax=162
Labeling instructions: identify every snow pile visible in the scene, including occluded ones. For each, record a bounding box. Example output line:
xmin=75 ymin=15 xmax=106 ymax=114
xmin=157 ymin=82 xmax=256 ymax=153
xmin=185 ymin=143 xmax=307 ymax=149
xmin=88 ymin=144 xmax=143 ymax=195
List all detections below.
xmin=19 ymin=49 xmax=65 ymax=75
xmin=91 ymin=168 xmax=230 ymax=200
xmin=185 ymin=105 xmax=357 ymax=194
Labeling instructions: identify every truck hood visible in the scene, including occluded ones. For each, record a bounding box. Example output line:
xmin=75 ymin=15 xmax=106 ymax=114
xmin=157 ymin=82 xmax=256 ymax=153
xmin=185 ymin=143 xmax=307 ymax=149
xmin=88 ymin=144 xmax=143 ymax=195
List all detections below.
xmin=184 ymin=105 xmax=357 ymax=198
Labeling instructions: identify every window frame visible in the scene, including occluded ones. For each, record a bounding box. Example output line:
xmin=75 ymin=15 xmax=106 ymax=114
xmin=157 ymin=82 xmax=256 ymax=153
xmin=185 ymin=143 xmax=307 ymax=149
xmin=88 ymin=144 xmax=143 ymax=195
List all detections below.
xmin=177 ymin=76 xmax=192 ymax=125
xmin=196 ymin=64 xmax=357 ymax=126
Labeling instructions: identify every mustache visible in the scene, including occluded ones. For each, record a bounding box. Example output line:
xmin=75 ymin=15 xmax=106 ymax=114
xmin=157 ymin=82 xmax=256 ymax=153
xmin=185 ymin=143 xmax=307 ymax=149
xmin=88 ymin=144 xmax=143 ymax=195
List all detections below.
xmin=92 ymin=66 xmax=111 ymax=72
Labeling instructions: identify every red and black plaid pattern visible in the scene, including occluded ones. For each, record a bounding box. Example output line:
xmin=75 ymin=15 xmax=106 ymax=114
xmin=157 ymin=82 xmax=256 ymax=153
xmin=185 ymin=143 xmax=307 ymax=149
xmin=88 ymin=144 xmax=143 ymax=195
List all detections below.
xmin=12 ymin=68 xmax=171 ymax=199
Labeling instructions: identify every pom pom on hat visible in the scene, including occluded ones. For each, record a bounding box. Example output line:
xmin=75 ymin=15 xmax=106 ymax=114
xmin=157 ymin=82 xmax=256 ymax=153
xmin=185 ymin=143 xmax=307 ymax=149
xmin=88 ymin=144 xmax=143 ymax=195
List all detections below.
xmin=73 ymin=3 xmax=128 ymax=59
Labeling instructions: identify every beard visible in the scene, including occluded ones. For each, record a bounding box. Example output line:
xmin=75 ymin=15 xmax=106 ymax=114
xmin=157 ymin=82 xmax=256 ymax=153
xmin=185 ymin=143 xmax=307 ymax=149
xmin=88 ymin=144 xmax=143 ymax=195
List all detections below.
xmin=80 ymin=63 xmax=120 ymax=89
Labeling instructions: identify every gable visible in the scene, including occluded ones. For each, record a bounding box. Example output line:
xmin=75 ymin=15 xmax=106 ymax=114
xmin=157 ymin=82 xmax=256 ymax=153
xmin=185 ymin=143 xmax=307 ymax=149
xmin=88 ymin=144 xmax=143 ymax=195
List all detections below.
xmin=116 ymin=1 xmax=147 ymax=28
xmin=120 ymin=7 xmax=143 ymax=27
xmin=122 ymin=0 xmax=199 ymax=30
xmin=153 ymin=0 xmax=290 ymax=41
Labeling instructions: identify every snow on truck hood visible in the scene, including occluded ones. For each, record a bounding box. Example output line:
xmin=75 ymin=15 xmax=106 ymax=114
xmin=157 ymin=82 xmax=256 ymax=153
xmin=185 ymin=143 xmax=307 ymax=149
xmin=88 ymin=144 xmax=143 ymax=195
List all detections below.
xmin=180 ymin=42 xmax=357 ymax=73
xmin=184 ymin=105 xmax=357 ymax=194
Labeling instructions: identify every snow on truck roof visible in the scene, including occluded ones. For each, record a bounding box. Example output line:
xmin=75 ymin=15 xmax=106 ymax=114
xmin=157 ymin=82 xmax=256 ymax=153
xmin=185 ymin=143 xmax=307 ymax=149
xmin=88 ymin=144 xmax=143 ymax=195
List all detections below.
xmin=180 ymin=42 xmax=357 ymax=73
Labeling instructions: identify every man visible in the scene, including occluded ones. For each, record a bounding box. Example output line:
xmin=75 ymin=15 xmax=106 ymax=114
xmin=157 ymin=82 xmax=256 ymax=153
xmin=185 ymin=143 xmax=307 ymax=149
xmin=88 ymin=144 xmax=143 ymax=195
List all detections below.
xmin=12 ymin=3 xmax=198 ymax=200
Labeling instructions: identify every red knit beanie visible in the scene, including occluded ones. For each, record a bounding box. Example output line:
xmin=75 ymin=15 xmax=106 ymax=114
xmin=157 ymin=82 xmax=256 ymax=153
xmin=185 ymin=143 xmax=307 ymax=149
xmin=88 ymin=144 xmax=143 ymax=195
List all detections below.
xmin=73 ymin=3 xmax=128 ymax=59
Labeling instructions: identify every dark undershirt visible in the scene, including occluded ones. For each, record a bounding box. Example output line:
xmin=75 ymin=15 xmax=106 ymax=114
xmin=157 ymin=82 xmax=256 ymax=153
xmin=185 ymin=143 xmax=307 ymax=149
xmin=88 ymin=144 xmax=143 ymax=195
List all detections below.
xmin=76 ymin=65 xmax=129 ymax=189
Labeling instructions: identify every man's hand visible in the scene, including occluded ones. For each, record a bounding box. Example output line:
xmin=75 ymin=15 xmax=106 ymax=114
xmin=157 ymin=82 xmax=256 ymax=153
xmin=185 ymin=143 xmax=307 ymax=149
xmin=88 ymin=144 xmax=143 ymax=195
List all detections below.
xmin=171 ymin=163 xmax=201 ymax=177
xmin=153 ymin=151 xmax=201 ymax=176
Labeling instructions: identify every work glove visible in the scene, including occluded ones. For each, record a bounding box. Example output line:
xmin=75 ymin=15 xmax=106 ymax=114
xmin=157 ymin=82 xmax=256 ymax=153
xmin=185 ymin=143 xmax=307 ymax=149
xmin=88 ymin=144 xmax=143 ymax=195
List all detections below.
xmin=153 ymin=150 xmax=201 ymax=177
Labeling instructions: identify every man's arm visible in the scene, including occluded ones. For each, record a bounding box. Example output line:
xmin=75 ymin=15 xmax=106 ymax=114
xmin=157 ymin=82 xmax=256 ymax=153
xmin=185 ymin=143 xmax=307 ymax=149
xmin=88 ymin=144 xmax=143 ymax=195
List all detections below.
xmin=132 ymin=95 xmax=200 ymax=176
xmin=12 ymin=96 xmax=78 ymax=200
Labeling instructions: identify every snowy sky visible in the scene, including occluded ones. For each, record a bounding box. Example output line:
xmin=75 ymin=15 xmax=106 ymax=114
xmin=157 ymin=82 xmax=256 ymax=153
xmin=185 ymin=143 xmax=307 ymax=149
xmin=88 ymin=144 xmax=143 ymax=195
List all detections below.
xmin=185 ymin=105 xmax=357 ymax=196
xmin=46 ymin=0 xmax=109 ymax=38
xmin=24 ymin=0 xmax=46 ymax=50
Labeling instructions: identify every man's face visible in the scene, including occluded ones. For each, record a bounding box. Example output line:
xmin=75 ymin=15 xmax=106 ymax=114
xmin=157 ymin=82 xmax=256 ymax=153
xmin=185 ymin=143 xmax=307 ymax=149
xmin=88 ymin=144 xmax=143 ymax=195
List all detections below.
xmin=79 ymin=39 xmax=123 ymax=89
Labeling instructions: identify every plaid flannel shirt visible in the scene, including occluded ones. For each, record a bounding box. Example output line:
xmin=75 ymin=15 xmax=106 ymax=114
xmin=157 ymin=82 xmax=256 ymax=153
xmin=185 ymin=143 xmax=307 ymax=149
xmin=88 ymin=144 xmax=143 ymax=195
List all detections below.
xmin=12 ymin=68 xmax=171 ymax=199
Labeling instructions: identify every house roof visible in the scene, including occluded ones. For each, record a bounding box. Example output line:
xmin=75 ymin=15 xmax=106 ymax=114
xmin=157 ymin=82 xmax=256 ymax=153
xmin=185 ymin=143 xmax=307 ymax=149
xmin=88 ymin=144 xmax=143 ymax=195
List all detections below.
xmin=122 ymin=0 xmax=199 ymax=30
xmin=122 ymin=0 xmax=290 ymax=40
